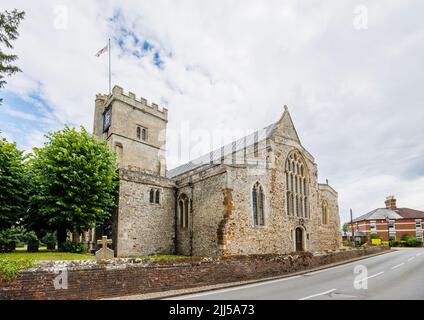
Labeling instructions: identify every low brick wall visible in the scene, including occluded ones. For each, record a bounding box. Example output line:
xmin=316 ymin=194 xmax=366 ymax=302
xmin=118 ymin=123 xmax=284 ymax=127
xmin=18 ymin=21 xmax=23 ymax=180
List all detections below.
xmin=0 ymin=247 xmax=389 ymax=300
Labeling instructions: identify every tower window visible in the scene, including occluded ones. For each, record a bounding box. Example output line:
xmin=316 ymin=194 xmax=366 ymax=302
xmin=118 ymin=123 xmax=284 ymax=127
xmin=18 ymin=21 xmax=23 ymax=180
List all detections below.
xmin=136 ymin=126 xmax=148 ymax=141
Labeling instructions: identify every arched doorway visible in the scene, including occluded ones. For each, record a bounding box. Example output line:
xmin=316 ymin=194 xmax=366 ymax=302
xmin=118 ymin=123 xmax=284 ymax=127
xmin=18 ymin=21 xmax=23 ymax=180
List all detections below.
xmin=295 ymin=227 xmax=303 ymax=252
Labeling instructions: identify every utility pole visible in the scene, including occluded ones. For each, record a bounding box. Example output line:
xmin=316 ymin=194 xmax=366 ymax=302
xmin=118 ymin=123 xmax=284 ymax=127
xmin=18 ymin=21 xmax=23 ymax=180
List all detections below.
xmin=350 ymin=209 xmax=354 ymax=247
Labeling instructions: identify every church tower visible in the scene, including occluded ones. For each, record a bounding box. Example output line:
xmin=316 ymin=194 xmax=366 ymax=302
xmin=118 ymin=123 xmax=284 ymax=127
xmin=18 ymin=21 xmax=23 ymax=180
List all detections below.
xmin=93 ymin=85 xmax=168 ymax=176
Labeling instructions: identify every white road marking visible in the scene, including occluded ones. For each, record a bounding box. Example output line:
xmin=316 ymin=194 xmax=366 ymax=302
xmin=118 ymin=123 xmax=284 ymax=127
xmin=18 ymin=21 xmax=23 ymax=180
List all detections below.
xmin=167 ymin=250 xmax=398 ymax=300
xmin=391 ymin=263 xmax=404 ymax=270
xmin=416 ymin=253 xmax=421 ymax=257
xmin=298 ymin=288 xmax=337 ymax=300
xmin=167 ymin=275 xmax=302 ymax=300
xmin=408 ymin=257 xmax=415 ymax=262
xmin=354 ymin=271 xmax=385 ymax=284
xmin=304 ymin=250 xmax=398 ymax=276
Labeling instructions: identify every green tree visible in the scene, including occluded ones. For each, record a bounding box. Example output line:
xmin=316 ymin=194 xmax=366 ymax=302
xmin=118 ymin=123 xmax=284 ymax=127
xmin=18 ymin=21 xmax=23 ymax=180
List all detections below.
xmin=342 ymin=222 xmax=349 ymax=232
xmin=28 ymin=126 xmax=117 ymax=246
xmin=0 ymin=136 xmax=28 ymax=230
xmin=0 ymin=9 xmax=25 ymax=104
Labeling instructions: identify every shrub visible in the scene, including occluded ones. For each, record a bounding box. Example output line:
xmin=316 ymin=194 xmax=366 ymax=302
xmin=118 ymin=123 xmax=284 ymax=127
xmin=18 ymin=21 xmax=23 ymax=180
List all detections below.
xmin=405 ymin=236 xmax=422 ymax=247
xmin=59 ymin=241 xmax=85 ymax=253
xmin=370 ymin=233 xmax=380 ymax=239
xmin=390 ymin=240 xmax=402 ymax=247
xmin=361 ymin=242 xmax=368 ymax=249
xmin=390 ymin=237 xmax=422 ymax=247
xmin=0 ymin=226 xmax=28 ymax=247
xmin=41 ymin=232 xmax=56 ymax=246
xmin=0 ymin=259 xmax=35 ymax=282
xmin=25 ymin=231 xmax=38 ymax=243
xmin=0 ymin=236 xmax=7 ymax=246
xmin=343 ymin=240 xmax=349 ymax=247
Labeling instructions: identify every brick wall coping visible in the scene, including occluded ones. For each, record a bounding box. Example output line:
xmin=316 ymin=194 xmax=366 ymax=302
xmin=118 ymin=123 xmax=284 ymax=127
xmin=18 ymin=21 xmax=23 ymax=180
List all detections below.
xmin=27 ymin=247 xmax=375 ymax=271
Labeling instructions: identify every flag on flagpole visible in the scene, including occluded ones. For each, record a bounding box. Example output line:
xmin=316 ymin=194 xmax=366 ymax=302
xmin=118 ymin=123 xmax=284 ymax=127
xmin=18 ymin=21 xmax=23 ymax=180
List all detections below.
xmin=95 ymin=44 xmax=108 ymax=57
xmin=95 ymin=39 xmax=112 ymax=94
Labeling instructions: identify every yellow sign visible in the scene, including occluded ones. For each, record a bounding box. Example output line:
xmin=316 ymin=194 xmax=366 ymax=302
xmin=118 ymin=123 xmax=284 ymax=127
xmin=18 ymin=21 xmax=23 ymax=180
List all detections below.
xmin=371 ymin=239 xmax=381 ymax=245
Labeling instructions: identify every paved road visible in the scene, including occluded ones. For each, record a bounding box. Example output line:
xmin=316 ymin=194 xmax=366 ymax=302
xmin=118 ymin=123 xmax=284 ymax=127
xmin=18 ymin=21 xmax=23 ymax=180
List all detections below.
xmin=169 ymin=248 xmax=424 ymax=300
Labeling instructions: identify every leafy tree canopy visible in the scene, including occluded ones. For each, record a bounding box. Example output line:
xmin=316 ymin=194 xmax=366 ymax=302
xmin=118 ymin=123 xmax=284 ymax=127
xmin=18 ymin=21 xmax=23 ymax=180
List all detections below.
xmin=28 ymin=126 xmax=118 ymax=236
xmin=0 ymin=135 xmax=28 ymax=229
xmin=342 ymin=222 xmax=350 ymax=232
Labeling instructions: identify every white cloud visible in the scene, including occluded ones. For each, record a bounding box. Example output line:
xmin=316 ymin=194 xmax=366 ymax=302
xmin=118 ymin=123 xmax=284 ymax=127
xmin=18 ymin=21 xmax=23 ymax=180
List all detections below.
xmin=1 ymin=0 xmax=423 ymax=223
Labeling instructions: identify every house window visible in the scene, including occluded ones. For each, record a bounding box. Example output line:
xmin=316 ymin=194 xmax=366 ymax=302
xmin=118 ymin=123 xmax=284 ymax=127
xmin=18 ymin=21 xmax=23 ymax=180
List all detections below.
xmin=416 ymin=231 xmax=423 ymax=241
xmin=388 ymin=220 xmax=395 ymax=229
xmin=370 ymin=221 xmax=377 ymax=233
xmin=416 ymin=219 xmax=422 ymax=229
xmin=285 ymin=150 xmax=308 ymax=217
xmin=252 ymin=182 xmax=265 ymax=226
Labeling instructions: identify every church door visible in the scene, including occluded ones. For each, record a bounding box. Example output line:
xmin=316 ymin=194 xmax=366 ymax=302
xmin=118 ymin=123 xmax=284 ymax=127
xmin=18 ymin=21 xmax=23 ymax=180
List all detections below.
xmin=295 ymin=227 xmax=303 ymax=252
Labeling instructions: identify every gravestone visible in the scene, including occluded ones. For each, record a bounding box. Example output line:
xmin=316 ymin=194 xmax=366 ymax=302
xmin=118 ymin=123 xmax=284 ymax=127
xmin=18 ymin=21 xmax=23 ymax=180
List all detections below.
xmin=95 ymin=236 xmax=114 ymax=260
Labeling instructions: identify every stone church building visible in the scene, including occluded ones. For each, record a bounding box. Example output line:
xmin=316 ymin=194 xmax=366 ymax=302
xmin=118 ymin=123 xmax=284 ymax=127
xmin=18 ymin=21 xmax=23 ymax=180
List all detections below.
xmin=93 ymin=85 xmax=342 ymax=257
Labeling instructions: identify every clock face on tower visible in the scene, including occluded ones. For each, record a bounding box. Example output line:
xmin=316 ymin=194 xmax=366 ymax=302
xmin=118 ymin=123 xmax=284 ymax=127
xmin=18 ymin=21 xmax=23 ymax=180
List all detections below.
xmin=103 ymin=106 xmax=112 ymax=132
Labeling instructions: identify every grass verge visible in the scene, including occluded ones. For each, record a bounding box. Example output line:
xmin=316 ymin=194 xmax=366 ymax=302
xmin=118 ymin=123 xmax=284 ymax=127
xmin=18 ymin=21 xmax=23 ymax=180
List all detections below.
xmin=0 ymin=259 xmax=36 ymax=282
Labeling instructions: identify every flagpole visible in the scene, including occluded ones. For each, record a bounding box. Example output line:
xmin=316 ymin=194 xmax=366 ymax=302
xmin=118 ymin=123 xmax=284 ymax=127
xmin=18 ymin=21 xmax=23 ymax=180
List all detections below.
xmin=108 ymin=38 xmax=111 ymax=95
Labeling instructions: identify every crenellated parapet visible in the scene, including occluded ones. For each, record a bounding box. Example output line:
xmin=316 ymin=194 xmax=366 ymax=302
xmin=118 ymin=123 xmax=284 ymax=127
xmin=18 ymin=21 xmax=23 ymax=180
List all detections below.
xmin=101 ymin=85 xmax=168 ymax=121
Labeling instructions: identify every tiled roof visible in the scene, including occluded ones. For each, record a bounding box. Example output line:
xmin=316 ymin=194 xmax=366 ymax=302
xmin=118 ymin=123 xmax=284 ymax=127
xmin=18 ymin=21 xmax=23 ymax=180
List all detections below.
xmin=395 ymin=208 xmax=424 ymax=219
xmin=352 ymin=208 xmax=403 ymax=222
xmin=167 ymin=122 xmax=277 ymax=178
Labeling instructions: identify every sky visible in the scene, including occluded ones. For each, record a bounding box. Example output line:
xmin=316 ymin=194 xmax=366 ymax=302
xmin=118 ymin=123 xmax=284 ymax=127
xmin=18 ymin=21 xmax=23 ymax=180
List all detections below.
xmin=1 ymin=0 xmax=423 ymax=224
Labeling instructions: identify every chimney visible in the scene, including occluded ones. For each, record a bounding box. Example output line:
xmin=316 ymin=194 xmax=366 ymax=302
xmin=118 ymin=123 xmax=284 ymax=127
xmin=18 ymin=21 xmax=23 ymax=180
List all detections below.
xmin=385 ymin=196 xmax=397 ymax=210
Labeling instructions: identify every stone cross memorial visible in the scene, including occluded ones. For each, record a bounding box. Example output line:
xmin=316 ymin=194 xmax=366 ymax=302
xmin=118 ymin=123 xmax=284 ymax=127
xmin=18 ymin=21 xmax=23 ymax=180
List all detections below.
xmin=95 ymin=236 xmax=114 ymax=260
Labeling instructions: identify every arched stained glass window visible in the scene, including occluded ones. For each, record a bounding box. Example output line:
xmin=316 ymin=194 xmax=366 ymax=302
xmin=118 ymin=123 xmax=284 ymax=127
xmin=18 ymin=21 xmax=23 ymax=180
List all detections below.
xmin=252 ymin=182 xmax=265 ymax=226
xmin=285 ymin=150 xmax=309 ymax=217
xmin=178 ymin=194 xmax=191 ymax=229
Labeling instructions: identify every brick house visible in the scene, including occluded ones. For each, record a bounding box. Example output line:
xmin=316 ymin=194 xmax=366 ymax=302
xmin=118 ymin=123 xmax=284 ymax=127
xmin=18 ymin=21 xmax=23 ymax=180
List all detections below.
xmin=350 ymin=196 xmax=424 ymax=242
